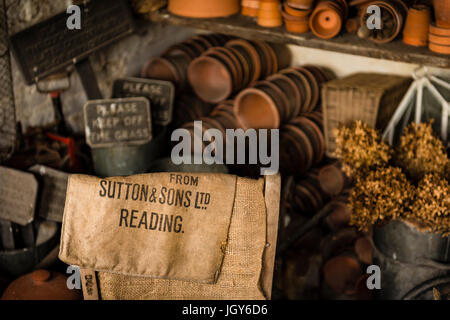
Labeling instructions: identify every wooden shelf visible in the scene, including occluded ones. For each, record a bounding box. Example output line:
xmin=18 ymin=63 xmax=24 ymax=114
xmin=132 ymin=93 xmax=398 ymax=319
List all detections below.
xmin=149 ymin=10 xmax=450 ymax=69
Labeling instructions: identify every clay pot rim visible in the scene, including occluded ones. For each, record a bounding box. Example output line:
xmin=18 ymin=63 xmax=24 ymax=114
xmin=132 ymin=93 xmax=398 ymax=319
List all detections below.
xmin=204 ymin=50 xmax=239 ymax=93
xmin=318 ymin=164 xmax=345 ymax=196
xmin=249 ymin=40 xmax=271 ymax=79
xmin=429 ymin=23 xmax=450 ymax=37
xmin=429 ymin=42 xmax=450 ymax=54
xmin=295 ymin=182 xmax=320 ymax=212
xmin=205 ymin=47 xmax=243 ymax=91
xmin=283 ymin=2 xmax=312 ymax=18
xmin=143 ymin=57 xmax=180 ymax=82
xmin=279 ymin=68 xmax=312 ymax=115
xmin=267 ymin=73 xmax=302 ymax=119
xmin=280 ymin=130 xmax=306 ymax=174
xmin=188 ymin=55 xmax=234 ymax=104
xmin=225 ymin=46 xmax=251 ymax=88
xmin=292 ymin=116 xmax=324 ymax=164
xmin=234 ymin=88 xmax=281 ymax=129
xmin=226 ymin=39 xmax=262 ymax=84
xmin=428 ymin=33 xmax=450 ymax=46
xmin=281 ymin=9 xmax=310 ymax=21
xmin=286 ymin=0 xmax=315 ymax=10
xmin=295 ymin=66 xmax=319 ymax=112
xmin=254 ymin=80 xmax=290 ymax=123
xmin=299 ymin=179 xmax=324 ymax=210
xmin=283 ymin=124 xmax=314 ymax=169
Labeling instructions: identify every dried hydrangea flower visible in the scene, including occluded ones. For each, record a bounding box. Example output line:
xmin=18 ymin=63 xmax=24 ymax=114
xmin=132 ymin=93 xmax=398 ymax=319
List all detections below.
xmin=408 ymin=173 xmax=450 ymax=236
xmin=396 ymin=122 xmax=448 ymax=181
xmin=349 ymin=167 xmax=414 ymax=232
xmin=334 ymin=121 xmax=392 ymax=179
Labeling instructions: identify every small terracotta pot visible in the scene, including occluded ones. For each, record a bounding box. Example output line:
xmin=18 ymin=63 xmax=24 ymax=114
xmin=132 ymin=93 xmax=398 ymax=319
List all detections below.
xmin=257 ymin=0 xmax=283 ymax=27
xmin=345 ymin=17 xmax=360 ymax=33
xmin=403 ymin=5 xmax=431 ymax=47
xmin=429 ymin=42 xmax=450 ymax=54
xmin=433 ymin=0 xmax=450 ymax=28
xmin=254 ymin=80 xmax=290 ymax=123
xmin=287 ymin=0 xmax=315 ymax=10
xmin=282 ymin=10 xmax=310 ymax=33
xmin=235 ymin=88 xmax=281 ymax=129
xmin=309 ymin=1 xmax=344 ymax=39
xmin=168 ymin=0 xmax=240 ymax=18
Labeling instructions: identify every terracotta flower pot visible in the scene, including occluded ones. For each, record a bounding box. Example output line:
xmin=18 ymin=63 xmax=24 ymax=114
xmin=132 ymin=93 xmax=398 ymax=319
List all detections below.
xmin=283 ymin=2 xmax=312 ymax=17
xmin=268 ymin=73 xmax=302 ymax=119
xmin=257 ymin=0 xmax=283 ymax=27
xmin=226 ymin=39 xmax=262 ymax=84
xmin=403 ymin=5 xmax=431 ymax=47
xmin=309 ymin=1 xmax=344 ymax=39
xmin=234 ymin=88 xmax=281 ymax=129
xmin=433 ymin=0 xmax=450 ymax=28
xmin=280 ymin=68 xmax=312 ymax=114
xmin=287 ymin=0 xmax=315 ymax=10
xmin=282 ymin=10 xmax=310 ymax=33
xmin=254 ymin=80 xmax=290 ymax=123
xmin=428 ymin=33 xmax=450 ymax=45
xmin=168 ymin=0 xmax=240 ymax=18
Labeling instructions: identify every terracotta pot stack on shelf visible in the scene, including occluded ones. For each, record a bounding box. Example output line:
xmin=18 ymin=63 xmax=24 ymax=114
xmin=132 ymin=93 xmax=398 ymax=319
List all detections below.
xmin=403 ymin=4 xmax=431 ymax=47
xmin=234 ymin=65 xmax=333 ymax=130
xmin=188 ymin=39 xmax=290 ymax=103
xmin=429 ymin=0 xmax=450 ymax=54
xmin=281 ymin=1 xmax=313 ymax=33
xmin=257 ymin=0 xmax=283 ymax=27
xmin=141 ymin=34 xmax=232 ymax=91
xmin=241 ymin=0 xmax=260 ymax=17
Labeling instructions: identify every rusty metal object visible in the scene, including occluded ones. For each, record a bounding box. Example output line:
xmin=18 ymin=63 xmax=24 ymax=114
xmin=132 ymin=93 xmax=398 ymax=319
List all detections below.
xmin=0 ymin=0 xmax=16 ymax=162
xmin=1 ymin=270 xmax=82 ymax=300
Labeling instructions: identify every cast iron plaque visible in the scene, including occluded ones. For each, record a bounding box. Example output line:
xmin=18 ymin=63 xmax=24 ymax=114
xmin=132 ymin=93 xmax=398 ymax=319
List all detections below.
xmin=10 ymin=0 xmax=135 ymax=85
xmin=84 ymin=97 xmax=152 ymax=148
xmin=29 ymin=165 xmax=68 ymax=223
xmin=0 ymin=166 xmax=38 ymax=226
xmin=113 ymin=78 xmax=175 ymax=126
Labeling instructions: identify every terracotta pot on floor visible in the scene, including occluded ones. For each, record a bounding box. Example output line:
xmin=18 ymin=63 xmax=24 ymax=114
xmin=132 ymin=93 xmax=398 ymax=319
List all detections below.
xmin=403 ymin=5 xmax=431 ymax=47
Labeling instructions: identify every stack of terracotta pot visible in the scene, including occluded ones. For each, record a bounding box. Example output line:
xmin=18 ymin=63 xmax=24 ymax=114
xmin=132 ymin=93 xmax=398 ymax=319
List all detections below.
xmin=429 ymin=0 xmax=450 ymax=54
xmin=188 ymin=39 xmax=290 ymax=103
xmin=234 ymin=65 xmax=333 ymax=129
xmin=309 ymin=0 xmax=348 ymax=39
xmin=172 ymin=94 xmax=213 ymax=128
xmin=284 ymin=170 xmax=330 ymax=216
xmin=403 ymin=5 xmax=431 ymax=47
xmin=178 ymin=100 xmax=241 ymax=154
xmin=281 ymin=1 xmax=313 ymax=33
xmin=280 ymin=113 xmax=325 ymax=175
xmin=141 ymin=34 xmax=232 ymax=91
xmin=241 ymin=0 xmax=260 ymax=17
xmin=257 ymin=0 xmax=283 ymax=27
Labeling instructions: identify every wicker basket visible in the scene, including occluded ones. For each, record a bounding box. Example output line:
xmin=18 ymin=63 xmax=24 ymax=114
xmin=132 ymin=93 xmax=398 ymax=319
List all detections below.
xmin=322 ymin=73 xmax=412 ymax=157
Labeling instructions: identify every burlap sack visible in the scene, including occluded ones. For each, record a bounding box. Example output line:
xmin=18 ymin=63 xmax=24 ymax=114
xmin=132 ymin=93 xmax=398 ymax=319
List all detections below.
xmin=59 ymin=173 xmax=280 ymax=300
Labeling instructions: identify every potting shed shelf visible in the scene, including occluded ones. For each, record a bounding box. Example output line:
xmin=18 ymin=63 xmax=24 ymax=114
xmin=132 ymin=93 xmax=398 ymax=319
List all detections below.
xmin=149 ymin=10 xmax=450 ymax=69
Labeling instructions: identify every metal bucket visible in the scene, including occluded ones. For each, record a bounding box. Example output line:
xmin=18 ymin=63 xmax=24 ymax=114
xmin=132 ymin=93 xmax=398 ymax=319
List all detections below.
xmin=92 ymin=128 xmax=169 ymax=177
xmin=373 ymin=219 xmax=450 ymax=300
xmin=0 ymin=221 xmax=59 ymax=277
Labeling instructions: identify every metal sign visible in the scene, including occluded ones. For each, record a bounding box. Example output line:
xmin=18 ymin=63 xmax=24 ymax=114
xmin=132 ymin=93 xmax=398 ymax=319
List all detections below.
xmin=29 ymin=165 xmax=68 ymax=223
xmin=113 ymin=78 xmax=175 ymax=126
xmin=0 ymin=166 xmax=38 ymax=226
xmin=9 ymin=0 xmax=135 ymax=85
xmin=84 ymin=97 xmax=152 ymax=148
